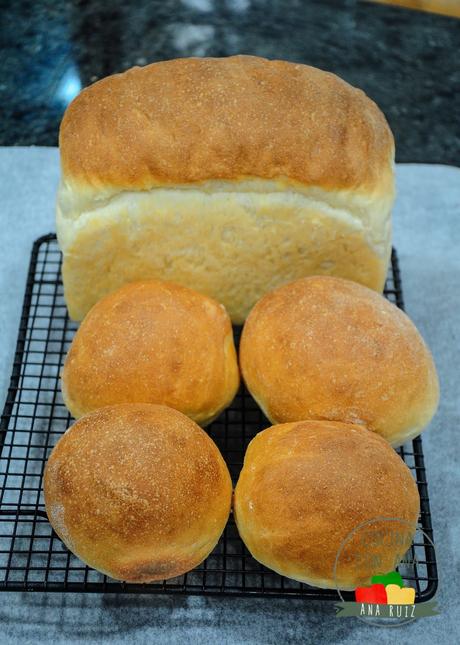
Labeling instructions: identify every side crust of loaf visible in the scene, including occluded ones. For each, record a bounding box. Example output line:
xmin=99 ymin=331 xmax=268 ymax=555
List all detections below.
xmin=57 ymin=180 xmax=393 ymax=322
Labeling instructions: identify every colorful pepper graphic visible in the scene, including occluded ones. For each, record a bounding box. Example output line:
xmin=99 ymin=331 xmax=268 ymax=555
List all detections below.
xmin=354 ymin=583 xmax=388 ymax=605
xmin=371 ymin=571 xmax=404 ymax=588
xmin=354 ymin=572 xmax=416 ymax=606
xmin=385 ymin=584 xmax=415 ymax=605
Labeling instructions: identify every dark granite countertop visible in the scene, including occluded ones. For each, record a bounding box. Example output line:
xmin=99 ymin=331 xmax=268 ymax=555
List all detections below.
xmin=1 ymin=0 xmax=459 ymax=163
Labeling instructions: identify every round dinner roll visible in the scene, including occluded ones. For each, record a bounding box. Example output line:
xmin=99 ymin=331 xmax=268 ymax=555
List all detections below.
xmin=240 ymin=275 xmax=439 ymax=446
xmin=234 ymin=420 xmax=420 ymax=590
xmin=44 ymin=404 xmax=232 ymax=582
xmin=61 ymin=280 xmax=239 ymax=425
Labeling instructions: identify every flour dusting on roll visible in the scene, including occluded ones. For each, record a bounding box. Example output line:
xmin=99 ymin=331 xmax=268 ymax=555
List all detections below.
xmin=234 ymin=420 xmax=420 ymax=590
xmin=61 ymin=279 xmax=239 ymax=425
xmin=44 ymin=404 xmax=232 ymax=582
xmin=240 ymin=275 xmax=439 ymax=446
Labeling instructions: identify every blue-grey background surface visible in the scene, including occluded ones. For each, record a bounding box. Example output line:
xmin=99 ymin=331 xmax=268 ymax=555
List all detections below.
xmin=0 ymin=147 xmax=459 ymax=643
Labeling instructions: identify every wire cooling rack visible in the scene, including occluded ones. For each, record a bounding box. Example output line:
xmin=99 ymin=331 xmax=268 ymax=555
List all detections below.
xmin=0 ymin=234 xmax=438 ymax=599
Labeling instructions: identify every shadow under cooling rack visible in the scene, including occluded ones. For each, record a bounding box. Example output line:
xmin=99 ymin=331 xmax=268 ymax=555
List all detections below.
xmin=0 ymin=234 xmax=438 ymax=600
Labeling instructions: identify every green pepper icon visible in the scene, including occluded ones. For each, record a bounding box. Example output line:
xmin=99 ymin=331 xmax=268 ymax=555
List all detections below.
xmin=371 ymin=571 xmax=404 ymax=588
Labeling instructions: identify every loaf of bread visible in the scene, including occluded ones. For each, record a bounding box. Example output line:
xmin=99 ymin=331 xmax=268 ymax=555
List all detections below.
xmin=61 ymin=280 xmax=239 ymax=426
xmin=57 ymin=55 xmax=395 ymax=323
xmin=240 ymin=275 xmax=439 ymax=446
xmin=234 ymin=420 xmax=420 ymax=590
xmin=44 ymin=404 xmax=232 ymax=582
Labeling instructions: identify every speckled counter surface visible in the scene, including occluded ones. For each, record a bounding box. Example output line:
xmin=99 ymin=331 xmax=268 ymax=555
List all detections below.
xmin=0 ymin=148 xmax=459 ymax=643
xmin=1 ymin=0 xmax=460 ymax=163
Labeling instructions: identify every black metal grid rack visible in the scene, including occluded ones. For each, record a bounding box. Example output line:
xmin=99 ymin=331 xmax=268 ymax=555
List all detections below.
xmin=0 ymin=234 xmax=438 ymax=599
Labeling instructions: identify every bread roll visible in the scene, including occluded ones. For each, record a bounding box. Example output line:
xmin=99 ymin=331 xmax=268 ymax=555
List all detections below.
xmin=234 ymin=420 xmax=420 ymax=590
xmin=44 ymin=404 xmax=232 ymax=582
xmin=240 ymin=275 xmax=439 ymax=446
xmin=61 ymin=280 xmax=239 ymax=425
xmin=57 ymin=55 xmax=395 ymax=323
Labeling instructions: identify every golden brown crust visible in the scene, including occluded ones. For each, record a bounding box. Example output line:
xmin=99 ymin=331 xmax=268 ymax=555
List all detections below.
xmin=59 ymin=55 xmax=394 ymax=194
xmin=44 ymin=404 xmax=232 ymax=582
xmin=233 ymin=420 xmax=420 ymax=590
xmin=240 ymin=275 xmax=439 ymax=446
xmin=61 ymin=280 xmax=240 ymax=425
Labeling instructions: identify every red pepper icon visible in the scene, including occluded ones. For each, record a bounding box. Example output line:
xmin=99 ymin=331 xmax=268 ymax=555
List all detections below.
xmin=354 ymin=583 xmax=388 ymax=604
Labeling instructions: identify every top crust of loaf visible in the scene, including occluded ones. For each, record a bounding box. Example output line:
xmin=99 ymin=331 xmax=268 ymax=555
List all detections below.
xmin=59 ymin=55 xmax=394 ymax=194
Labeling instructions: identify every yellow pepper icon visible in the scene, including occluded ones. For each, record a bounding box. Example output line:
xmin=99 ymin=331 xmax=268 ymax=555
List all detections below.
xmin=385 ymin=584 xmax=415 ymax=605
